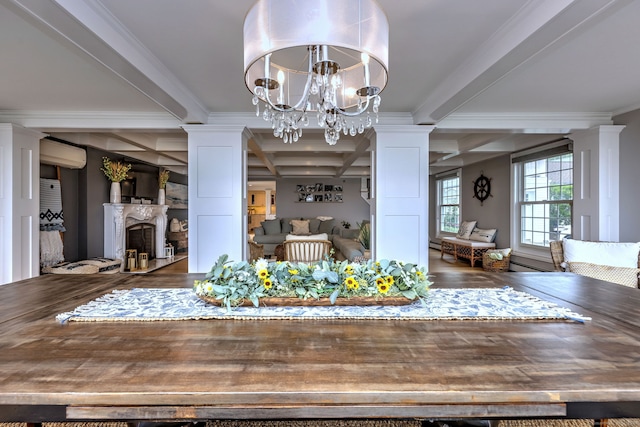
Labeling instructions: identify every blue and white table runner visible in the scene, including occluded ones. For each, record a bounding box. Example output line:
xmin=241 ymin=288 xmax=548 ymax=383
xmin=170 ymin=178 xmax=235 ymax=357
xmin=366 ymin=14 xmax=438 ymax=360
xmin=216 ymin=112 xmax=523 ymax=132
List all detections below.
xmin=56 ymin=287 xmax=590 ymax=324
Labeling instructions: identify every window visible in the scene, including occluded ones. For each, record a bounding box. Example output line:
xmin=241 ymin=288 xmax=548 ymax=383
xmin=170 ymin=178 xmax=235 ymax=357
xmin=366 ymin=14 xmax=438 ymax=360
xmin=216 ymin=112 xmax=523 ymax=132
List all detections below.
xmin=436 ymin=171 xmax=461 ymax=234
xmin=514 ymin=143 xmax=572 ymax=249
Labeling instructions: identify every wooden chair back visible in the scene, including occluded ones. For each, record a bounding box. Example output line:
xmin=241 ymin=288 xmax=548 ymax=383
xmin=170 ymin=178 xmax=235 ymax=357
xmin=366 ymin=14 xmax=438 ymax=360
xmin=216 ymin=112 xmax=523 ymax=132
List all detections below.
xmin=248 ymin=241 xmax=264 ymax=262
xmin=283 ymin=240 xmax=332 ymax=263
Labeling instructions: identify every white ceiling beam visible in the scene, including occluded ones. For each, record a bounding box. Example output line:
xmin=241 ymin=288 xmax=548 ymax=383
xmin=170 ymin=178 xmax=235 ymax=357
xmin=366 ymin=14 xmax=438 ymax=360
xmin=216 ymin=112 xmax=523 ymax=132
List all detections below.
xmin=248 ymin=138 xmax=279 ymax=177
xmin=413 ymin=0 xmax=628 ymax=124
xmin=334 ymin=135 xmax=371 ymax=178
xmin=9 ymin=0 xmax=208 ymax=123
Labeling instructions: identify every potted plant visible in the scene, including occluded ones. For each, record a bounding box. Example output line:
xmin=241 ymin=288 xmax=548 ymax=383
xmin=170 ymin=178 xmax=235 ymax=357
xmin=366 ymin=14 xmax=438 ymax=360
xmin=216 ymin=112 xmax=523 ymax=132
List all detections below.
xmin=101 ymin=157 xmax=131 ymax=203
xmin=357 ymin=221 xmax=370 ymax=258
xmin=158 ymin=169 xmax=170 ymax=205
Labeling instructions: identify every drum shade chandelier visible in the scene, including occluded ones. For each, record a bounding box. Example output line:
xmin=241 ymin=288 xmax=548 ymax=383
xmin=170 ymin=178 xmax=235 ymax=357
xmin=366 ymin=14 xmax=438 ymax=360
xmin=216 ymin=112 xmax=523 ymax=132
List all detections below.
xmin=243 ymin=0 xmax=389 ymax=145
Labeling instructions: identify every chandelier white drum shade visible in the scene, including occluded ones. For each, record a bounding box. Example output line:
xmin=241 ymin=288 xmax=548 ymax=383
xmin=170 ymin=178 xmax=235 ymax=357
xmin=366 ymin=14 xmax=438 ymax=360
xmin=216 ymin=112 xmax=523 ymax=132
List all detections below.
xmin=243 ymin=0 xmax=389 ymax=145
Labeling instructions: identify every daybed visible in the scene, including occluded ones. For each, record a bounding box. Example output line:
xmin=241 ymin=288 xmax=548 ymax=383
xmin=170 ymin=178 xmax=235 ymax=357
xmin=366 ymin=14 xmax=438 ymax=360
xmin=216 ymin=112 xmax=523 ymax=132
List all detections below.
xmin=550 ymin=239 xmax=640 ymax=288
xmin=440 ymin=221 xmax=497 ymax=268
xmin=253 ymin=217 xmax=337 ymax=255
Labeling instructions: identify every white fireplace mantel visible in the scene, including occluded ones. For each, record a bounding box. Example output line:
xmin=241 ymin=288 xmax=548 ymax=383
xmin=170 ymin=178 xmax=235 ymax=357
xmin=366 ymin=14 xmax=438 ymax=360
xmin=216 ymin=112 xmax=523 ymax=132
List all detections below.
xmin=104 ymin=203 xmax=169 ymax=270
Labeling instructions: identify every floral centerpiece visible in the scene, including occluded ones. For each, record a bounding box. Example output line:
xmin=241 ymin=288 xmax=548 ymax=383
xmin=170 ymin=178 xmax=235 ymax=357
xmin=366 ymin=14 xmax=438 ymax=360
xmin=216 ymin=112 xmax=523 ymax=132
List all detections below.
xmin=100 ymin=157 xmax=131 ymax=182
xmin=194 ymin=254 xmax=432 ymax=311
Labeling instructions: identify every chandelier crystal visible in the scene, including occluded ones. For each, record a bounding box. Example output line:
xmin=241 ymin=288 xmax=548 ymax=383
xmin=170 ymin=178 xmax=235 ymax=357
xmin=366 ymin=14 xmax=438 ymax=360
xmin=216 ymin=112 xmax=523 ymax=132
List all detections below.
xmin=243 ymin=0 xmax=389 ymax=145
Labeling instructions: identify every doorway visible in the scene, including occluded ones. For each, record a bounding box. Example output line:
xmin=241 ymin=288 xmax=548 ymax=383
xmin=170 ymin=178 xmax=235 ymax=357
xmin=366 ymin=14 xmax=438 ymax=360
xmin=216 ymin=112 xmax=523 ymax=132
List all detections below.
xmin=248 ymin=181 xmax=276 ymax=233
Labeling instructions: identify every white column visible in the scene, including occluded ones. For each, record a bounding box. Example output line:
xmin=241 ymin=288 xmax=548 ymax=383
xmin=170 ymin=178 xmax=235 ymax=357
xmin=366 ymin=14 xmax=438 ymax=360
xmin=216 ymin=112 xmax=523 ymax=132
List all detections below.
xmin=183 ymin=125 xmax=250 ymax=273
xmin=371 ymin=125 xmax=433 ymax=267
xmin=570 ymin=125 xmax=624 ymax=242
xmin=0 ymin=124 xmax=46 ymax=285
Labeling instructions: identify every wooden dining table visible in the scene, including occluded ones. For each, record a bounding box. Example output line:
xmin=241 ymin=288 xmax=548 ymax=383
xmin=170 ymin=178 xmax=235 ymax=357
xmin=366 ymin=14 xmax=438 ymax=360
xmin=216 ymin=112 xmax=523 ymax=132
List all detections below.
xmin=0 ymin=270 xmax=639 ymax=424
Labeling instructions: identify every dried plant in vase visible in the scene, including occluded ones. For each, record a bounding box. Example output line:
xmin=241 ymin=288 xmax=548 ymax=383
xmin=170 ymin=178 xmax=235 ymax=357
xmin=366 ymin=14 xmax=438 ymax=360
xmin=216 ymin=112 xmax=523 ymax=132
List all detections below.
xmin=100 ymin=157 xmax=131 ymax=182
xmin=158 ymin=170 xmax=170 ymax=189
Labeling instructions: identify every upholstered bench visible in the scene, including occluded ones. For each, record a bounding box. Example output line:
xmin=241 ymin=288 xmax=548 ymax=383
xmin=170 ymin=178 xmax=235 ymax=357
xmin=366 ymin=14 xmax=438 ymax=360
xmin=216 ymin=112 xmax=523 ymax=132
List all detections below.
xmin=441 ymin=221 xmax=498 ymax=268
xmin=441 ymin=236 xmax=496 ymax=267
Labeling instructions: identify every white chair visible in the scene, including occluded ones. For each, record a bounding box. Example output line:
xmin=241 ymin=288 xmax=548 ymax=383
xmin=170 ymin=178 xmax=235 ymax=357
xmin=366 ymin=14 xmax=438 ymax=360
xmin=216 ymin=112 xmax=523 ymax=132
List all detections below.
xmin=283 ymin=240 xmax=332 ymax=263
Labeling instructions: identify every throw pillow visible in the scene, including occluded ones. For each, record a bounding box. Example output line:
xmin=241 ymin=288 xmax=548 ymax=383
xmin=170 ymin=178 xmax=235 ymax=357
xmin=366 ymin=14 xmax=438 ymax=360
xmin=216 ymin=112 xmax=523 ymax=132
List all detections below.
xmin=318 ymin=219 xmax=335 ymax=234
xmin=567 ymin=262 xmax=639 ymax=288
xmin=456 ymin=220 xmax=477 ymax=240
xmin=469 ymin=228 xmax=497 ymax=243
xmin=285 ymin=233 xmax=329 ymax=241
xmin=562 ymin=239 xmax=640 ymax=269
xmin=261 ymin=219 xmax=281 ymax=235
xmin=290 ymin=219 xmax=310 ymax=235
xmin=281 ymin=218 xmax=293 ymax=234
xmin=309 ymin=218 xmax=321 ymax=234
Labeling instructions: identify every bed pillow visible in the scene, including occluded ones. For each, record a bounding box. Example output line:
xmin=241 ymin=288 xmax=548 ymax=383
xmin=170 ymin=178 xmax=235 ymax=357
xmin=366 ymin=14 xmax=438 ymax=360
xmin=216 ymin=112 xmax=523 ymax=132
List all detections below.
xmin=567 ymin=262 xmax=639 ymax=288
xmin=456 ymin=221 xmax=477 ymax=239
xmin=290 ymin=219 xmax=310 ymax=235
xmin=260 ymin=219 xmax=281 ymax=235
xmin=562 ymin=239 xmax=640 ymax=268
xmin=469 ymin=228 xmax=497 ymax=243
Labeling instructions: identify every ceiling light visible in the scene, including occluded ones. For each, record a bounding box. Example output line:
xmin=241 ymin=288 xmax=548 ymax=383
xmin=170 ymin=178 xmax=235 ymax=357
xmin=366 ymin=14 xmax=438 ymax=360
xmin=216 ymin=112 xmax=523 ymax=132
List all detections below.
xmin=243 ymin=0 xmax=389 ymax=145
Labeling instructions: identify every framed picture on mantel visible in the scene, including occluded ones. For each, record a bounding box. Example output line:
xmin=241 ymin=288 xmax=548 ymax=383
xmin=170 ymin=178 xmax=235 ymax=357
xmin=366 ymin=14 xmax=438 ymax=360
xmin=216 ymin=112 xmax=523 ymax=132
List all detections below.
xmin=165 ymin=182 xmax=188 ymax=209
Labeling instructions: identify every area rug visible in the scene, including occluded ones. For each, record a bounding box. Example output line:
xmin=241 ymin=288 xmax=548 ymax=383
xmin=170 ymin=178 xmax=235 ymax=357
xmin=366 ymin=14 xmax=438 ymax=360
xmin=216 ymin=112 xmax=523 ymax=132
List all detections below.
xmin=55 ymin=287 xmax=590 ymax=323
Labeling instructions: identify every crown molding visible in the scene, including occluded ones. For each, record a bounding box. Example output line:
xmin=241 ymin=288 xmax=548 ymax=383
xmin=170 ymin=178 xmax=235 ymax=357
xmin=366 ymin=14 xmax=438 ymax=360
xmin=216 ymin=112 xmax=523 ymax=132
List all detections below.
xmin=0 ymin=110 xmax=182 ymax=130
xmin=207 ymin=112 xmax=415 ymax=129
xmin=436 ymin=112 xmax=613 ymax=132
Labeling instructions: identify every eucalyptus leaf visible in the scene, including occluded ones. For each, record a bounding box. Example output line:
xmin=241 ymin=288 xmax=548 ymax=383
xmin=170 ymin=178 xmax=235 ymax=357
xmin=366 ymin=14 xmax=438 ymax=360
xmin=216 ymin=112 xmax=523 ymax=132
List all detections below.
xmin=330 ymin=288 xmax=340 ymax=305
xmin=402 ymin=290 xmax=417 ymax=300
xmin=211 ymin=284 xmax=228 ymax=294
xmin=312 ymin=270 xmax=339 ymax=283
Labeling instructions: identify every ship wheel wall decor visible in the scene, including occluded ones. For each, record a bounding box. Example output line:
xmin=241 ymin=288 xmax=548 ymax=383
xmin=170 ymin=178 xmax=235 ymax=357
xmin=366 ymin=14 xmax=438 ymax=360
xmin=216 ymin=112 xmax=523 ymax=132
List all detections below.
xmin=473 ymin=173 xmax=492 ymax=206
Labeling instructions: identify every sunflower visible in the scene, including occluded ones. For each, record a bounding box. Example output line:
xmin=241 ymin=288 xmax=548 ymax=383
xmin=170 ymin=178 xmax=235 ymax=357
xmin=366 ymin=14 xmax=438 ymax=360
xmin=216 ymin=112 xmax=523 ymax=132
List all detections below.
xmin=263 ymin=278 xmax=273 ymax=289
xmin=377 ymin=281 xmax=390 ymax=294
xmin=385 ymin=275 xmax=395 ymax=286
xmin=344 ymin=276 xmax=358 ymax=290
xmin=258 ymin=269 xmax=269 ymax=280
xmin=344 ymin=265 xmax=354 ymax=275
xmin=288 ymin=269 xmax=299 ymax=275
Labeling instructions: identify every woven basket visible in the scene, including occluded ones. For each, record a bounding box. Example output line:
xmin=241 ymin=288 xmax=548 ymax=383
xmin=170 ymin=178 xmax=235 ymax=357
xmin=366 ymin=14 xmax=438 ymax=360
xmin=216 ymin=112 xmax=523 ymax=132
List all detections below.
xmin=483 ymin=252 xmax=511 ymax=272
xmin=197 ymin=294 xmax=414 ymax=307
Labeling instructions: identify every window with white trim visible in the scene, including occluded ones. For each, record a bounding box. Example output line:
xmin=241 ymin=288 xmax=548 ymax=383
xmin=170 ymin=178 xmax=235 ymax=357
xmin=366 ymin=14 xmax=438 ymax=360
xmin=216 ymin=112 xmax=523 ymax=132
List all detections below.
xmin=513 ymin=143 xmax=573 ymax=249
xmin=436 ymin=171 xmax=460 ymax=235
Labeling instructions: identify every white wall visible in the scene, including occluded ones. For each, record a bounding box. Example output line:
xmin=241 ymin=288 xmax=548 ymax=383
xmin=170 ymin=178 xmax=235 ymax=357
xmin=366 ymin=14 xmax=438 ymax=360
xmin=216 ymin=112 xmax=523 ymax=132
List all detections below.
xmin=185 ymin=125 xmax=248 ymax=273
xmin=0 ymin=124 xmax=44 ymax=284
xmin=372 ymin=125 xmax=432 ymax=266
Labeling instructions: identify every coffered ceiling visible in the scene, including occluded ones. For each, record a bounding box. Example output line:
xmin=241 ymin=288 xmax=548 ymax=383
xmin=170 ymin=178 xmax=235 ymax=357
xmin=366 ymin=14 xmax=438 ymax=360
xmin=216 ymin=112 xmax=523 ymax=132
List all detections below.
xmin=2 ymin=0 xmax=639 ymax=178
